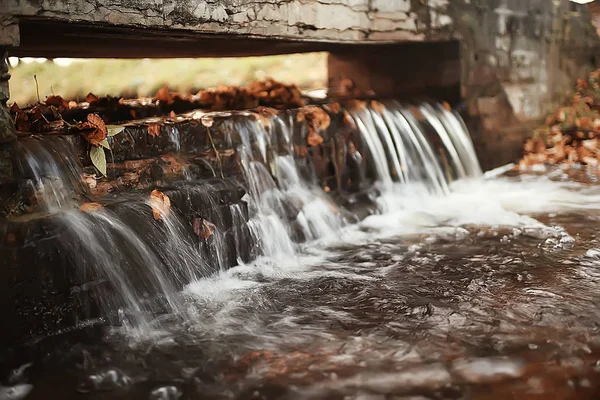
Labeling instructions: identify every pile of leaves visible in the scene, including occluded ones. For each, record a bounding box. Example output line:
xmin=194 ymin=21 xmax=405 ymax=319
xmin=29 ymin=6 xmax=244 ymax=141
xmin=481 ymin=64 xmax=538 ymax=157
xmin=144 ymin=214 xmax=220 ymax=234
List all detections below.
xmin=521 ymin=69 xmax=600 ymax=168
xmin=9 ymin=78 xmax=307 ymax=132
xmin=8 ymin=78 xmax=309 ymax=176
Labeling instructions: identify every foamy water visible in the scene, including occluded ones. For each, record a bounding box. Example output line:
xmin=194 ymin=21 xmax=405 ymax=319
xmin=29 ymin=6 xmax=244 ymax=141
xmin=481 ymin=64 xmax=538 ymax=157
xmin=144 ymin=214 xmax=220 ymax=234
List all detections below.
xmin=183 ymin=170 xmax=600 ymax=322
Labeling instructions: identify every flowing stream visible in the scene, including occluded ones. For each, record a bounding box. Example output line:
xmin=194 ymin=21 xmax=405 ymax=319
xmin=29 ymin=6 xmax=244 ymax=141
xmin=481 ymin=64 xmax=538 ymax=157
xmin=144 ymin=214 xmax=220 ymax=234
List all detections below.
xmin=4 ymin=103 xmax=600 ymax=399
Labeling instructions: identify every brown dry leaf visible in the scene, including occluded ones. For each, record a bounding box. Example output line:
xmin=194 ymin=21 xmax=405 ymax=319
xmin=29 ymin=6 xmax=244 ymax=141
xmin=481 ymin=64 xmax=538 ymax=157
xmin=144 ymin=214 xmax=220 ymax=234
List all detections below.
xmin=149 ymin=189 xmax=171 ymax=221
xmin=155 ymin=87 xmax=172 ymax=104
xmin=45 ymin=95 xmax=69 ymax=109
xmin=41 ymin=119 xmax=68 ymax=133
xmin=524 ymin=138 xmax=546 ymax=154
xmin=577 ymin=116 xmax=592 ymax=129
xmin=80 ymin=113 xmax=108 ymax=146
xmin=14 ymin=111 xmax=30 ymax=132
xmin=307 ymin=131 xmax=324 ymax=147
xmin=193 ymin=218 xmax=216 ymax=239
xmin=79 ymin=202 xmax=104 ymax=213
xmin=147 ymin=124 xmax=161 ymax=137
xmin=85 ymin=92 xmax=99 ymax=104
xmin=577 ymin=78 xmax=589 ymax=90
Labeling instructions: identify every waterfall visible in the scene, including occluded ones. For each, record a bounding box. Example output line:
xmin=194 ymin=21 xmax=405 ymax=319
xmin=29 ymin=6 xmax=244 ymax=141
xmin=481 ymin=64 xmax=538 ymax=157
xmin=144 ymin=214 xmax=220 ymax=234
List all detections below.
xmin=13 ymin=136 xmax=86 ymax=211
xmin=6 ymin=99 xmax=482 ymax=336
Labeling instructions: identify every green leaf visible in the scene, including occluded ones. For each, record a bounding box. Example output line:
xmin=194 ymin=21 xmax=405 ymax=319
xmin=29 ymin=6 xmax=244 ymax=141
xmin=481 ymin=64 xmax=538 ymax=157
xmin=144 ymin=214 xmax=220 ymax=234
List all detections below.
xmin=107 ymin=125 xmax=125 ymax=136
xmin=98 ymin=138 xmax=110 ymax=149
xmin=90 ymin=146 xmax=107 ymax=176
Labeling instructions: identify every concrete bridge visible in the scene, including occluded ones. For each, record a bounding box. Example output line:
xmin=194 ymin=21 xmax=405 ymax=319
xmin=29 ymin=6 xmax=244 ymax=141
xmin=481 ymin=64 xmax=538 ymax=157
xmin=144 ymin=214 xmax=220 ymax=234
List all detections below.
xmin=0 ymin=0 xmax=599 ymax=170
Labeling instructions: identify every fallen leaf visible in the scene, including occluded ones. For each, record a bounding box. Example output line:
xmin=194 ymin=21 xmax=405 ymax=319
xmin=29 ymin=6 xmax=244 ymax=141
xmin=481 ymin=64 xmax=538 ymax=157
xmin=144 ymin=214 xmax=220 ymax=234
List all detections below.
xmin=193 ymin=218 xmax=216 ymax=239
xmin=80 ymin=202 xmax=104 ymax=213
xmin=107 ymin=125 xmax=125 ymax=136
xmin=80 ymin=113 xmax=108 ymax=146
xmin=147 ymin=124 xmax=161 ymax=137
xmin=85 ymin=92 xmax=99 ymax=104
xmin=149 ymin=189 xmax=171 ymax=220
xmin=155 ymin=87 xmax=172 ymax=104
xmin=45 ymin=95 xmax=69 ymax=109
xmin=307 ymin=131 xmax=324 ymax=147
xmin=90 ymin=146 xmax=107 ymax=176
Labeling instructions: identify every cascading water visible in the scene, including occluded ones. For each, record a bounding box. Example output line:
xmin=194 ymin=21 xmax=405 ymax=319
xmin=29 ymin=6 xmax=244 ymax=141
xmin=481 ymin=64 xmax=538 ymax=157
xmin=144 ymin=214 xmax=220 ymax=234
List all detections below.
xmin=13 ymin=136 xmax=86 ymax=211
xmin=5 ymin=100 xmax=483 ymax=335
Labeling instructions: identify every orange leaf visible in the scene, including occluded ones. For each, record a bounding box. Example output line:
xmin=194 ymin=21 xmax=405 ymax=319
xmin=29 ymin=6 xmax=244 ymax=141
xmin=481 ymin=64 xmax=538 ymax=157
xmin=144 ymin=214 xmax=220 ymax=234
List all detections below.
xmin=45 ymin=95 xmax=69 ymax=109
xmin=79 ymin=202 xmax=104 ymax=213
xmin=155 ymin=87 xmax=172 ymax=104
xmin=80 ymin=113 xmax=108 ymax=146
xmin=147 ymin=124 xmax=161 ymax=137
xmin=193 ymin=218 xmax=216 ymax=239
xmin=85 ymin=92 xmax=99 ymax=104
xmin=149 ymin=189 xmax=171 ymax=220
xmin=307 ymin=130 xmax=324 ymax=147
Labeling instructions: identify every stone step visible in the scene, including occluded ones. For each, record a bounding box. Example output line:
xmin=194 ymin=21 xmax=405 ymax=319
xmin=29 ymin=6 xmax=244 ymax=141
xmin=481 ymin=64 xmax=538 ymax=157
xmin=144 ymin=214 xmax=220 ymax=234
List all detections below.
xmin=0 ymin=178 xmax=251 ymax=343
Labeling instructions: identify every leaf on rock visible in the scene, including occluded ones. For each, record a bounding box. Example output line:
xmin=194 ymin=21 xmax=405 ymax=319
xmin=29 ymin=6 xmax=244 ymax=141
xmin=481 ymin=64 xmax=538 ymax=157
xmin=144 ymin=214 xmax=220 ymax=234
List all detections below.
xmin=147 ymin=124 xmax=161 ymax=137
xmin=98 ymin=138 xmax=111 ymax=149
xmin=307 ymin=131 xmax=324 ymax=147
xmin=107 ymin=125 xmax=125 ymax=136
xmin=45 ymin=95 xmax=69 ymax=109
xmin=85 ymin=92 xmax=99 ymax=104
xmin=149 ymin=189 xmax=171 ymax=221
xmin=80 ymin=202 xmax=104 ymax=213
xmin=90 ymin=146 xmax=107 ymax=176
xmin=155 ymin=87 xmax=172 ymax=104
xmin=193 ymin=218 xmax=216 ymax=239
xmin=80 ymin=113 xmax=108 ymax=146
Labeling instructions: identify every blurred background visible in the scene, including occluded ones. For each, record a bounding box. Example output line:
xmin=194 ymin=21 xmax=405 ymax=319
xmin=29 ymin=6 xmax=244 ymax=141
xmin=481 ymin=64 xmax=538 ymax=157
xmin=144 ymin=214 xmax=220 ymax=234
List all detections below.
xmin=7 ymin=52 xmax=328 ymax=105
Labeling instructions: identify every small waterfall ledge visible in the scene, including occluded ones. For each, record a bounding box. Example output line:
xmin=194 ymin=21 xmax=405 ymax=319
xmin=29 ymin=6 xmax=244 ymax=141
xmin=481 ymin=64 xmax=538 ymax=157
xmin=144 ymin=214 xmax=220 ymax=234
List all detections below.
xmin=0 ymin=100 xmax=480 ymax=344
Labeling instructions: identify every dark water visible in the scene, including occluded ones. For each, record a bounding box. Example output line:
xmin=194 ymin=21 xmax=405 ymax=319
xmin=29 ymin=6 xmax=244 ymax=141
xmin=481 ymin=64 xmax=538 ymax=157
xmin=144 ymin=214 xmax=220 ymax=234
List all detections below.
xmin=5 ymin=174 xmax=600 ymax=400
